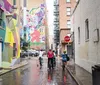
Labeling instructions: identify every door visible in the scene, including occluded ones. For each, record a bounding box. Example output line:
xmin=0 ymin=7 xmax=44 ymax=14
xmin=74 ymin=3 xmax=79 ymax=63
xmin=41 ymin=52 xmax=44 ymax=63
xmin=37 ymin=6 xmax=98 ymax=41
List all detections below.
xmin=13 ymin=43 xmax=16 ymax=57
xmin=67 ymin=45 xmax=73 ymax=57
xmin=0 ymin=42 xmax=2 ymax=67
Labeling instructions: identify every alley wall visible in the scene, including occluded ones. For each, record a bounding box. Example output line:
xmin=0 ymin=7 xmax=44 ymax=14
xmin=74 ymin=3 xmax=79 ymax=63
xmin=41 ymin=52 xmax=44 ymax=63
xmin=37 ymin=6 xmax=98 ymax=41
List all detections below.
xmin=72 ymin=0 xmax=100 ymax=72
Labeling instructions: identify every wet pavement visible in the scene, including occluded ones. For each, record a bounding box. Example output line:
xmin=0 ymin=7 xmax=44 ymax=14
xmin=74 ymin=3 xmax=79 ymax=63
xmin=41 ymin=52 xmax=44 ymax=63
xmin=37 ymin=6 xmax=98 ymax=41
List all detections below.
xmin=67 ymin=58 xmax=92 ymax=85
xmin=0 ymin=57 xmax=78 ymax=85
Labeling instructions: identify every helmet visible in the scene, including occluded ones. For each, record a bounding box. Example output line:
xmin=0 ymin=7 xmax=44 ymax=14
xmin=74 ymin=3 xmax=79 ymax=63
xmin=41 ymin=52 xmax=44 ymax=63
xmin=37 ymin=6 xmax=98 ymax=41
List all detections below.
xmin=63 ymin=50 xmax=66 ymax=53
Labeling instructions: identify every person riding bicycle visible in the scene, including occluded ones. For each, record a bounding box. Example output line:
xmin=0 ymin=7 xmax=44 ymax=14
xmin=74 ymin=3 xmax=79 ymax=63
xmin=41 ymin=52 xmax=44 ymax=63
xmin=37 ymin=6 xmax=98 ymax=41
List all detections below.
xmin=47 ymin=49 xmax=54 ymax=69
xmin=61 ymin=50 xmax=68 ymax=70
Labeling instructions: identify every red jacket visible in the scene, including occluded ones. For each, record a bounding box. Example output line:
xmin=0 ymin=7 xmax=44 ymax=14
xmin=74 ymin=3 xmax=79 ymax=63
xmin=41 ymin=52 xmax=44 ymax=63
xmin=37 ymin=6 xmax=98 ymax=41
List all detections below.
xmin=47 ymin=51 xmax=54 ymax=58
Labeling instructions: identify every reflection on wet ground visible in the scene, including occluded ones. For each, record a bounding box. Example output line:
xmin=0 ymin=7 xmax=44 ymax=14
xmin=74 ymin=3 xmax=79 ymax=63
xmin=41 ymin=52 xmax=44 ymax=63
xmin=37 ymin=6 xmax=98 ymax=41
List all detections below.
xmin=0 ymin=58 xmax=78 ymax=85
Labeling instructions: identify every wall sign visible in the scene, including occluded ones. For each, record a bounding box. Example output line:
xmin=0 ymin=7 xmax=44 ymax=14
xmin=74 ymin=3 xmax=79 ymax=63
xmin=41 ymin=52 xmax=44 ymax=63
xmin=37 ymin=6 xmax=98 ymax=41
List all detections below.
xmin=64 ymin=36 xmax=70 ymax=42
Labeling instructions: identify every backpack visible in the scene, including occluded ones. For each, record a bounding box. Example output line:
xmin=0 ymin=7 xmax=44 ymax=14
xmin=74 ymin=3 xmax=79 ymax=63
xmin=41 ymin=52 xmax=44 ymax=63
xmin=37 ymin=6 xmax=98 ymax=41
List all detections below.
xmin=65 ymin=54 xmax=70 ymax=61
xmin=62 ymin=54 xmax=67 ymax=61
xmin=62 ymin=54 xmax=70 ymax=61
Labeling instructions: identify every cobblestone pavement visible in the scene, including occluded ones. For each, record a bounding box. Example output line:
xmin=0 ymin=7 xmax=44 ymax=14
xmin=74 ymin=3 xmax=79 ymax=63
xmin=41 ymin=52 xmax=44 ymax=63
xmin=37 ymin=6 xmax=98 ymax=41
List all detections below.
xmin=0 ymin=57 xmax=78 ymax=85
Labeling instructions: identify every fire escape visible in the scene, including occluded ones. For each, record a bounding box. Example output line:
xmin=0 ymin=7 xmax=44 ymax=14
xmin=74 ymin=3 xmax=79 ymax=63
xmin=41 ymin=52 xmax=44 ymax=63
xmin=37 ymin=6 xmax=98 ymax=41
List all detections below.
xmin=54 ymin=0 xmax=59 ymax=55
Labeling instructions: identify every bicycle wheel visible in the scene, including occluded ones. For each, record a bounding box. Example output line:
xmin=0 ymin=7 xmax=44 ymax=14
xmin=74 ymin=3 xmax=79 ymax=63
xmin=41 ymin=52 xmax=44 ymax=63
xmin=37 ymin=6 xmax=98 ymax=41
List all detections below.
xmin=48 ymin=60 xmax=51 ymax=69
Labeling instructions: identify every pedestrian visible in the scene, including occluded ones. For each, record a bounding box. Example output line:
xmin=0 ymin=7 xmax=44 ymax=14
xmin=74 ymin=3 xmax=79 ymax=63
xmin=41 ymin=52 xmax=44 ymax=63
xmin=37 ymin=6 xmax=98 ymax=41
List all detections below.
xmin=39 ymin=49 xmax=43 ymax=69
xmin=47 ymin=49 xmax=54 ymax=69
xmin=61 ymin=50 xmax=69 ymax=70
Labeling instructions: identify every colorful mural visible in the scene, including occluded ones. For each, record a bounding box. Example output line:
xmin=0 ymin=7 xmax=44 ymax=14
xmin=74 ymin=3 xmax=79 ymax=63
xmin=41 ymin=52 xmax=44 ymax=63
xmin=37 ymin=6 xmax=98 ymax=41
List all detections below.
xmin=0 ymin=0 xmax=20 ymax=65
xmin=25 ymin=3 xmax=46 ymax=49
xmin=0 ymin=0 xmax=13 ymax=13
xmin=4 ymin=16 xmax=20 ymax=62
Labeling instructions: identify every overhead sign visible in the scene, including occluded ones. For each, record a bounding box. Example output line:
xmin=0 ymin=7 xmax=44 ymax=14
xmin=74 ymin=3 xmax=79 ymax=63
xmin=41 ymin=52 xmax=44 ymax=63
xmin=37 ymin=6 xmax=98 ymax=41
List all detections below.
xmin=64 ymin=36 xmax=70 ymax=42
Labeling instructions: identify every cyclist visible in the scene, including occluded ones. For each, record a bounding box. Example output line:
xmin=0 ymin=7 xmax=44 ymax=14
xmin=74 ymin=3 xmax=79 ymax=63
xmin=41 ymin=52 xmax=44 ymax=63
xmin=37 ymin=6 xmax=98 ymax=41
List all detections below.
xmin=47 ymin=49 xmax=54 ymax=69
xmin=61 ymin=50 xmax=68 ymax=70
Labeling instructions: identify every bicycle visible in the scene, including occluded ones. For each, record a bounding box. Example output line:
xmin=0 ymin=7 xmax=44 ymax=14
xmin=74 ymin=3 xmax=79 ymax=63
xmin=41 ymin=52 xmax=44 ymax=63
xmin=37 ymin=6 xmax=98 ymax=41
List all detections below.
xmin=48 ymin=58 xmax=54 ymax=69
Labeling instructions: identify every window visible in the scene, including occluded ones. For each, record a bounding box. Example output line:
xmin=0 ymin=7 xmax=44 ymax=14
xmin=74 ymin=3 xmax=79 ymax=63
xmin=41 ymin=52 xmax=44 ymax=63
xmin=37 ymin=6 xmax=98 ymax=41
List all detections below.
xmin=0 ymin=20 xmax=2 ymax=27
xmin=85 ymin=19 xmax=89 ymax=41
xmin=67 ymin=7 xmax=71 ymax=16
xmin=0 ymin=9 xmax=3 ymax=28
xmin=66 ymin=0 xmax=71 ymax=2
xmin=67 ymin=20 xmax=71 ymax=28
xmin=13 ymin=43 xmax=16 ymax=56
xmin=78 ymin=27 xmax=80 ymax=43
xmin=13 ymin=0 xmax=16 ymax=5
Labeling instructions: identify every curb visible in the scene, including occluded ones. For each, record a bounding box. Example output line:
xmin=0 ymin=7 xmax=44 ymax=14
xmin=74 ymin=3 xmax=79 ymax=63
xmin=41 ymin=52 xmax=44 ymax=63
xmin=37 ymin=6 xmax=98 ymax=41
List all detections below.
xmin=0 ymin=62 xmax=28 ymax=76
xmin=66 ymin=67 xmax=82 ymax=85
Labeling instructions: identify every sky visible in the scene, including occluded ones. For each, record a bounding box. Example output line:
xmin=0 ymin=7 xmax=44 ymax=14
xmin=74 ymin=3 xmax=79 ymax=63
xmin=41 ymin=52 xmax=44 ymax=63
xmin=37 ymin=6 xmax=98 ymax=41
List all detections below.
xmin=46 ymin=0 xmax=54 ymax=36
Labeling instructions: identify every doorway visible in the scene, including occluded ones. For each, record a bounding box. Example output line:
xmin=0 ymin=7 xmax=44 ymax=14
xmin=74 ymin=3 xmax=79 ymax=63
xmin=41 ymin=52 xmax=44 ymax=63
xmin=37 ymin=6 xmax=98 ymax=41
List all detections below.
xmin=13 ymin=43 xmax=16 ymax=57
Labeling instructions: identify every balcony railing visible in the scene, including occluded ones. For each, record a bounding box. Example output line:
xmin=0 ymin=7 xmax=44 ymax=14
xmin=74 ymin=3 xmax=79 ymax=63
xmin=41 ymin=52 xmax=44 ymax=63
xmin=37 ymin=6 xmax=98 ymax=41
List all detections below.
xmin=54 ymin=24 xmax=59 ymax=27
xmin=54 ymin=13 xmax=59 ymax=16
xmin=54 ymin=11 xmax=59 ymax=13
xmin=54 ymin=20 xmax=59 ymax=23
xmin=54 ymin=19 xmax=59 ymax=22
xmin=54 ymin=31 xmax=59 ymax=34
xmin=54 ymin=7 xmax=59 ymax=11
xmin=54 ymin=22 xmax=59 ymax=25
xmin=54 ymin=38 xmax=59 ymax=43
xmin=54 ymin=34 xmax=59 ymax=39
xmin=54 ymin=4 xmax=59 ymax=6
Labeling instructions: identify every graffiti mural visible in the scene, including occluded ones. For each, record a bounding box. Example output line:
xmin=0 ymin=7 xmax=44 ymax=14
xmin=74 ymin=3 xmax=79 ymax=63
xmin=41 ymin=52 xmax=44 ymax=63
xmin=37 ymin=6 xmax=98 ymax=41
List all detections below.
xmin=26 ymin=3 xmax=46 ymax=49
xmin=31 ymin=30 xmax=40 ymax=42
xmin=0 ymin=0 xmax=13 ymax=13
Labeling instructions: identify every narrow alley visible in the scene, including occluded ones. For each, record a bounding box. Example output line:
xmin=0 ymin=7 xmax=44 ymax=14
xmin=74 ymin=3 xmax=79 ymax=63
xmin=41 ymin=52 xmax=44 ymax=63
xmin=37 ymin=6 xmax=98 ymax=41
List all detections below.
xmin=0 ymin=57 xmax=77 ymax=85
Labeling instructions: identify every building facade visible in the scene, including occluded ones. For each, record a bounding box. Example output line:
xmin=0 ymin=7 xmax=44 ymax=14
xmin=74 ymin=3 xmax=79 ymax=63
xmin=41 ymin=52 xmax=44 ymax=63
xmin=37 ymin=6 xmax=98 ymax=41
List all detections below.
xmin=57 ymin=0 xmax=76 ymax=54
xmin=54 ymin=0 xmax=59 ymax=55
xmin=71 ymin=0 xmax=100 ymax=72
xmin=20 ymin=0 xmax=48 ymax=50
xmin=0 ymin=0 xmax=21 ymax=67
